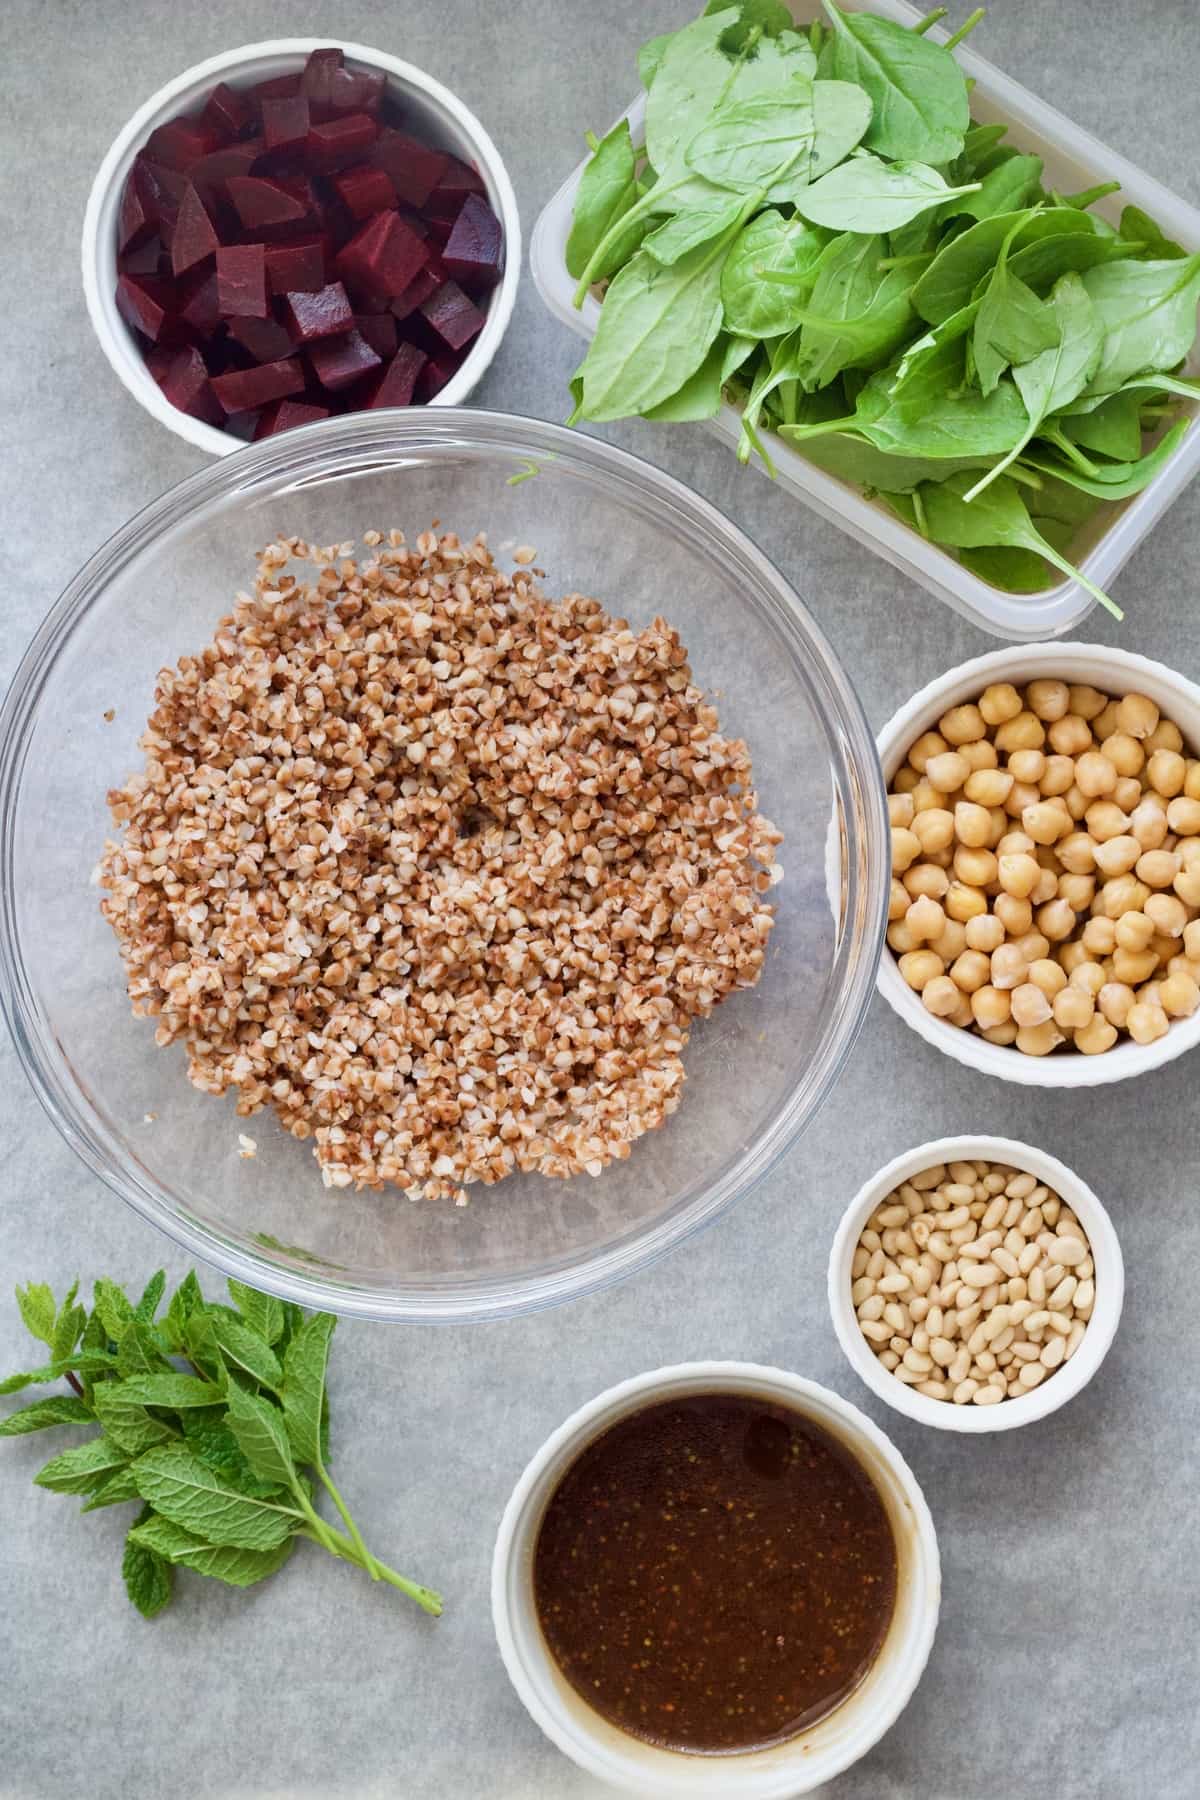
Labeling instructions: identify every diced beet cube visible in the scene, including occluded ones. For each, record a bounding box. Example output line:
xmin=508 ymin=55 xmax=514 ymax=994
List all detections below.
xmin=336 ymin=210 xmax=427 ymax=298
xmin=203 ymin=82 xmax=253 ymax=140
xmin=227 ymin=174 xmax=311 ymax=230
xmin=145 ymin=116 xmax=218 ymax=172
xmin=157 ymin=345 xmax=222 ymax=423
xmin=388 ymin=260 xmax=442 ymax=320
xmin=146 ymin=344 xmax=175 ymax=384
xmin=327 ymin=66 xmax=385 ymax=117
xmin=441 ymin=193 xmax=503 ymax=291
xmin=250 ymin=73 xmax=303 ymax=107
xmin=418 ymin=349 xmax=460 ymax=401
xmin=254 ymin=398 xmax=330 ymax=437
xmin=211 ymin=357 xmax=305 ymax=414
xmin=179 ymin=268 xmax=222 ymax=334
xmin=332 ymin=164 xmax=395 ymax=220
xmin=370 ymin=129 xmax=448 ymax=207
xmin=419 ymin=280 xmax=484 ymax=352
xmin=217 ymin=243 xmax=268 ymax=317
xmin=283 ymin=281 xmax=353 ymax=342
xmin=261 ymin=94 xmax=310 ymax=157
xmin=368 ymin=341 xmax=427 ymax=407
xmin=116 ymin=274 xmax=173 ymax=342
xmin=305 ymin=112 xmax=378 ymax=172
xmin=132 ymin=156 xmax=187 ymax=231
xmin=356 ymin=311 xmax=397 ymax=360
xmin=425 ymin=216 xmax=454 ymax=249
xmin=301 ymin=47 xmax=345 ymax=114
xmin=118 ymin=173 xmax=154 ymax=254
xmin=119 ymin=234 xmax=164 ymax=277
xmin=264 ymin=236 xmax=325 ymax=294
xmin=190 ymin=140 xmax=261 ymax=198
xmin=434 ymin=153 xmax=488 ymax=203
xmin=171 ymin=183 xmax=221 ymax=277
xmin=307 ymin=329 xmax=382 ymax=392
xmin=227 ymin=314 xmax=294 ymax=362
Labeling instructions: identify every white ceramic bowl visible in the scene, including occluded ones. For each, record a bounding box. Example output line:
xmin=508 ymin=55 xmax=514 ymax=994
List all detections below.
xmin=81 ymin=39 xmax=521 ymax=455
xmin=492 ymin=1362 xmax=939 ymax=1798
xmin=829 ymin=1136 xmax=1124 ymax=1435
xmin=878 ymin=642 xmax=1200 ymax=1086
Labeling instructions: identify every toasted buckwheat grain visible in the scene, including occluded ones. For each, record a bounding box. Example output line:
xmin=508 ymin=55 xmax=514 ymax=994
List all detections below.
xmin=99 ymin=530 xmax=783 ymax=1201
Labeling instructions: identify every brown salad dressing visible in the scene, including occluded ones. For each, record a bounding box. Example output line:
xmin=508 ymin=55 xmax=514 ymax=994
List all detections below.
xmin=533 ymin=1393 xmax=898 ymax=1754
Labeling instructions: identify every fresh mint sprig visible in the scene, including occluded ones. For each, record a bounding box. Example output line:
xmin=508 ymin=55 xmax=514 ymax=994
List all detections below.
xmin=1 ymin=1273 xmax=441 ymax=1621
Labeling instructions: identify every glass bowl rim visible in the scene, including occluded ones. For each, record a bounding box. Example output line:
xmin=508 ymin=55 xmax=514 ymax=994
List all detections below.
xmin=0 ymin=408 xmax=888 ymax=1322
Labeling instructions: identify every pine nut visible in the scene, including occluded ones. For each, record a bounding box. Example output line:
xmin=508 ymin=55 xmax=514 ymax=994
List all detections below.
xmin=1017 ymin=1362 xmax=1046 ymax=1390
xmin=917 ymin=1380 xmax=949 ymax=1400
xmin=860 ymin=1320 xmax=890 ymax=1344
xmin=1074 ymin=1279 xmax=1095 ymax=1316
xmin=953 ymin=1379 xmax=979 ymax=1404
xmin=1028 ymin=1266 xmax=1046 ymax=1303
xmin=1052 ymin=1236 xmax=1088 ymax=1266
xmin=1040 ymin=1338 xmax=1066 ymax=1370
xmin=974 ymin=1385 xmax=1004 ymax=1405
xmin=1066 ymin=1320 xmax=1087 ymax=1359
xmin=1048 ymin=1274 xmax=1078 ymax=1312
xmin=877 ymin=1272 xmax=910 ymax=1294
xmin=903 ymin=1348 xmax=933 ymax=1374
xmin=852 ymin=1276 xmax=875 ymax=1305
xmin=961 ymin=1262 xmax=1001 ymax=1289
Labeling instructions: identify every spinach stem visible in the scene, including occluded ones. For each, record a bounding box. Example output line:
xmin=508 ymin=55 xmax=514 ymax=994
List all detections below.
xmin=1035 ymin=541 xmax=1123 ymax=620
xmin=911 ymin=7 xmax=948 ymax=32
xmin=1041 ymin=424 xmax=1101 ymax=475
xmin=941 ymin=7 xmax=985 ymax=52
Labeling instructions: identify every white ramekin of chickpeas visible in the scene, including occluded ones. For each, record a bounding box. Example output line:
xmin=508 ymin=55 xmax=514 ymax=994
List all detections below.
xmin=877 ymin=644 xmax=1200 ymax=1086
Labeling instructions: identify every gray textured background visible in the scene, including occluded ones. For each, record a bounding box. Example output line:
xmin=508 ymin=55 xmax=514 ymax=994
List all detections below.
xmin=2 ymin=3 xmax=1198 ymax=1797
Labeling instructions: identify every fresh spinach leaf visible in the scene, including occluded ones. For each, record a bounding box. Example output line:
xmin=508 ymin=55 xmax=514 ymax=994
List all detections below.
xmin=765 ymin=78 xmax=873 ymax=192
xmin=793 ymin=151 xmax=979 ymax=232
xmin=1119 ymin=203 xmax=1187 ymax=261
xmin=946 ymin=153 xmax=1043 ymax=224
xmin=686 ymin=87 xmax=817 ymax=191
xmin=912 ymin=207 xmax=1091 ymax=323
xmin=644 ymin=196 xmax=747 ymax=263
xmin=722 ymin=209 xmax=830 ymax=336
xmin=1056 ymin=388 xmax=1145 ymax=461
xmin=1081 ymin=255 xmax=1200 ymax=392
xmin=643 ymin=334 xmax=739 ymax=419
xmin=820 ymin=0 xmax=969 ymax=163
xmin=566 ymin=119 xmax=642 ymax=282
xmin=1020 ymin=418 xmax=1191 ymax=496
xmin=972 ymin=214 xmax=1060 ymax=394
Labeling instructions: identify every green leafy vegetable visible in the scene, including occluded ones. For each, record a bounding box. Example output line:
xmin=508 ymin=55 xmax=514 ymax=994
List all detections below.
xmin=793 ymin=151 xmax=980 ymax=232
xmin=644 ymin=196 xmax=746 ymax=264
xmin=820 ymin=0 xmax=970 ymax=163
xmin=685 ymin=88 xmax=817 ymax=191
xmin=972 ymin=214 xmax=1060 ymax=394
xmin=2 ymin=1267 xmax=441 ymax=1620
xmin=1081 ymin=255 xmax=1200 ymax=392
xmin=566 ymin=119 xmax=644 ymax=282
xmin=1119 ymin=204 xmax=1187 ymax=261
xmin=1020 ymin=418 xmax=1191 ymax=497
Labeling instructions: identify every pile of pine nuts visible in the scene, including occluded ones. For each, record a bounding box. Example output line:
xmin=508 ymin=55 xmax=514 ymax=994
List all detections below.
xmin=850 ymin=1158 xmax=1093 ymax=1406
xmin=888 ymin=679 xmax=1200 ymax=1055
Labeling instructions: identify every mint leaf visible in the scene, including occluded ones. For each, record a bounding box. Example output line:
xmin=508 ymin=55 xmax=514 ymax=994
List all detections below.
xmin=116 ymin=1321 xmax=172 ymax=1378
xmin=181 ymin=1410 xmax=284 ymax=1498
xmin=131 ymin=1445 xmax=302 ymax=1550
xmin=183 ymin=1311 xmax=222 ymax=1382
xmin=281 ymin=1313 xmax=336 ymax=1467
xmin=93 ymin=1280 xmax=134 ymax=1343
xmin=16 ymin=1283 xmax=57 ymax=1349
xmin=51 ymin=1284 xmax=87 ymax=1363
xmin=122 ymin=1506 xmax=173 ymax=1618
xmin=91 ymin=1384 xmax=174 ymax=1457
xmin=163 ymin=1271 xmax=205 ymax=1351
xmin=130 ymin=1512 xmax=296 ymax=1588
xmin=0 ymin=1395 xmax=94 ymax=1437
xmin=0 ymin=1352 xmax=118 ymax=1396
xmin=224 ymin=1384 xmax=299 ymax=1490
xmin=207 ymin=1311 xmax=282 ymax=1391
xmin=115 ymin=1374 xmax=223 ymax=1410
xmin=134 ymin=1271 xmax=167 ymax=1324
xmin=227 ymin=1280 xmax=285 ymax=1348
xmin=80 ymin=1464 xmax=144 ymax=1512
xmin=35 ymin=1433 xmax=129 ymax=1495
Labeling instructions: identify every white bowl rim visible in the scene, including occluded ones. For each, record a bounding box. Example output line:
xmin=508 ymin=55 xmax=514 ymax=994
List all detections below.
xmin=876 ymin=641 xmax=1200 ymax=1087
xmin=80 ymin=36 xmax=522 ymax=455
xmin=828 ymin=1134 xmax=1124 ymax=1434
xmin=491 ymin=1359 xmax=940 ymax=1797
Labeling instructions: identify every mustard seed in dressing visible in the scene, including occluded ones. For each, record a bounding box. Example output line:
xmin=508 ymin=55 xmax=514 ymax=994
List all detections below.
xmin=533 ymin=1393 xmax=897 ymax=1754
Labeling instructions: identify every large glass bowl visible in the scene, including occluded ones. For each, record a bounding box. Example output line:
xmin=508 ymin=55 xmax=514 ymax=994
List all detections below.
xmin=0 ymin=412 xmax=887 ymax=1321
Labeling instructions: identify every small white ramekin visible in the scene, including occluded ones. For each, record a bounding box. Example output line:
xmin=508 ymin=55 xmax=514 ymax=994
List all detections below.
xmin=829 ymin=1136 xmax=1124 ymax=1435
xmin=878 ymin=642 xmax=1200 ymax=1087
xmin=81 ymin=39 xmax=521 ymax=455
xmin=492 ymin=1361 xmax=940 ymax=1798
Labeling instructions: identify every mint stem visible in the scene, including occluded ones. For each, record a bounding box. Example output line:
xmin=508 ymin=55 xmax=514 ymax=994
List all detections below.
xmin=298 ymin=1524 xmax=442 ymax=1615
xmin=64 ymin=1371 xmax=85 ymax=1398
xmin=317 ymin=1457 xmax=383 ymax=1581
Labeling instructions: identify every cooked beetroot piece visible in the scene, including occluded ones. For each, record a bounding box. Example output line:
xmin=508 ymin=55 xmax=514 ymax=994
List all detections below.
xmin=261 ymin=94 xmax=310 ymax=157
xmin=332 ymin=164 xmax=395 ymax=221
xmin=388 ymin=260 xmax=443 ymax=320
xmin=250 ymin=73 xmax=303 ymax=108
xmin=336 ymin=210 xmax=427 ymax=298
xmin=145 ymin=116 xmax=217 ymax=172
xmin=307 ymin=328 xmax=382 ymax=392
xmin=254 ymin=398 xmax=330 ymax=437
xmin=132 ymin=157 xmax=187 ymax=234
xmin=283 ymin=280 xmax=353 ymax=342
xmin=369 ymin=340 xmax=427 ymax=407
xmin=355 ymin=311 xmax=397 ymax=360
xmin=425 ymin=216 xmax=454 ymax=250
xmin=301 ymin=47 xmax=345 ymax=114
xmin=370 ymin=129 xmax=447 ymax=207
xmin=216 ymin=243 xmax=268 ymax=317
xmin=228 ymin=314 xmax=294 ymax=361
xmin=157 ymin=345 xmax=222 ymax=423
xmin=171 ymin=183 xmax=221 ymax=277
xmin=435 ymin=153 xmax=488 ymax=202
xmin=419 ymin=280 xmax=485 ymax=352
xmin=120 ymin=234 xmax=165 ymax=277
xmin=418 ymin=349 xmax=459 ymax=401
xmin=211 ymin=356 xmax=304 ymax=414
xmin=264 ymin=236 xmax=325 ymax=294
xmin=203 ymin=81 xmax=252 ymax=140
xmin=190 ymin=140 xmax=261 ymax=197
xmin=442 ymin=194 xmax=503 ymax=291
xmin=116 ymin=274 xmax=174 ymax=342
xmin=227 ymin=174 xmax=311 ymax=231
xmin=328 ymin=66 xmax=385 ymax=117
xmin=179 ymin=268 xmax=222 ymax=334
xmin=305 ymin=112 xmax=378 ymax=172
xmin=146 ymin=344 xmax=175 ymax=384
xmin=119 ymin=174 xmax=154 ymax=254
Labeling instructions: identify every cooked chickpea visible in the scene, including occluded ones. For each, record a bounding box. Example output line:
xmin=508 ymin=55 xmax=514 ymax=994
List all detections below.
xmin=912 ymin=808 xmax=955 ymax=854
xmin=1186 ymin=762 xmax=1200 ymax=801
xmin=899 ymin=949 xmax=944 ymax=990
xmin=1147 ymin=748 xmax=1186 ymax=798
xmin=888 ymin=792 xmax=915 ymax=829
xmin=1011 ymin=982 xmax=1052 ymax=1027
xmin=965 ymin=913 xmax=1005 ymax=954
xmin=990 ymin=942 xmax=1028 ymax=990
xmin=1025 ymin=679 xmax=1069 ymax=721
xmin=1063 ymin=784 xmax=1088 ymax=822
xmin=1181 ymin=839 xmax=1200 ymax=869
xmin=1040 ymin=755 xmax=1077 ymax=798
xmin=1031 ymin=865 xmax=1059 ymax=906
xmin=904 ymin=862 xmax=950 ymax=901
xmin=908 ymin=731 xmax=947 ymax=772
xmin=1057 ymin=872 xmax=1096 ymax=914
xmin=1081 ymin=915 xmax=1117 ymax=957
xmin=1100 ymin=731 xmax=1144 ymax=777
xmin=1115 ymin=692 xmax=1159 ymax=740
xmin=1092 ymin=700 xmax=1121 ymax=741
xmin=939 ymin=702 xmax=986 ymax=745
xmin=1069 ymin=684 xmax=1108 ymax=721
xmin=1054 ymin=985 xmax=1094 ymax=1031
xmin=1006 ymin=779 xmax=1042 ymax=819
xmin=954 ymin=845 xmax=998 ymax=887
xmin=888 ymin=878 xmax=909 ymax=921
xmin=887 ymin=919 xmax=918 ymax=954
xmin=1136 ymin=848 xmax=1180 ymax=889
xmin=1015 ymin=930 xmax=1051 ymax=965
xmin=997 ymin=851 xmax=1039 ymax=898
xmin=1145 ymin=718 xmax=1184 ymax=754
xmin=1145 ymin=893 xmax=1188 ymax=939
xmin=994 ymin=711 xmax=1045 ymax=753
xmin=1174 ymin=865 xmax=1200 ymax=907
xmin=1057 ymin=831 xmax=1097 ymax=875
xmin=1127 ymin=1001 xmax=1170 ymax=1045
xmin=981 ymin=1020 xmax=1019 ymax=1045
xmin=1161 ymin=972 xmax=1200 ymax=1018
xmin=1048 ymin=714 xmax=1092 ymax=757
xmin=950 ymin=949 xmax=991 ymax=993
xmin=1185 ymin=920 xmax=1200 ymax=960
xmin=1016 ymin=1021 xmax=1064 ymax=1056
xmin=922 ymin=975 xmax=961 ymax=1017
xmin=954 ymin=801 xmax=993 ymax=848
xmin=1098 ymin=981 xmax=1135 ymax=1028
xmin=1115 ymin=911 xmax=1155 ymax=952
xmin=1112 ymin=946 xmax=1160 ymax=985
xmin=911 ymin=778 xmax=942 ymax=813
xmin=959 ymin=738 xmax=999 ymax=773
xmin=1057 ymin=939 xmax=1092 ymax=975
xmin=1023 ymin=801 xmax=1071 ymax=847
xmin=1069 ymin=959 xmax=1107 ymax=998
xmin=906 ymin=894 xmax=946 ymax=942
xmin=1101 ymin=873 xmax=1149 ymax=919
xmin=1075 ymin=1015 xmax=1118 ymax=1054
xmin=1167 ymin=795 xmax=1200 ymax=836
xmin=929 ymin=918 xmax=968 ymax=963
xmin=926 ymin=750 xmax=970 ymax=793
xmin=1036 ymin=898 xmax=1076 ymax=943
xmin=1028 ymin=958 xmax=1067 ymax=999
xmin=964 ymin=768 xmax=1012 ymax=809
xmin=1093 ymin=834 xmax=1142 ymax=878
xmin=943 ymin=880 xmax=987 ymax=923
xmin=894 ymin=766 xmax=918 ymax=794
xmin=1167 ymin=952 xmax=1200 ymax=982
xmin=1114 ymin=776 xmax=1144 ymax=815
xmin=979 ymin=682 xmax=1022 ymax=726
xmin=994 ymin=892 xmax=1033 ymax=936
xmin=1008 ymin=748 xmax=1046 ymax=785
xmin=1129 ymin=799 xmax=1168 ymax=850
xmin=891 ymin=827 xmax=920 ymax=873
xmin=971 ymin=984 xmax=1011 ymax=1028
xmin=1084 ymin=800 xmax=1129 ymax=843
xmin=1073 ymin=750 xmax=1118 ymax=798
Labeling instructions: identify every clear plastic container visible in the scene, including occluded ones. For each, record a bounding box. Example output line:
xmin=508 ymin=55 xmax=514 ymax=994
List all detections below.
xmin=0 ymin=410 xmax=887 ymax=1322
xmin=530 ymin=0 xmax=1200 ymax=642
